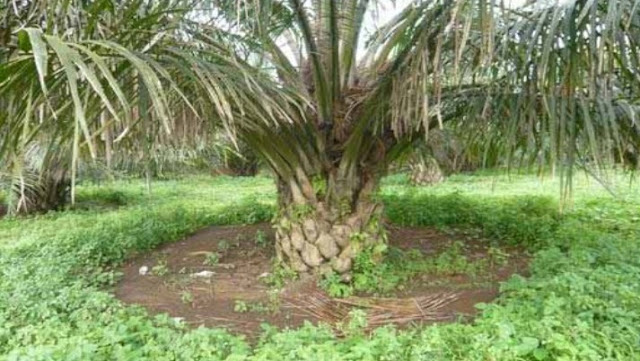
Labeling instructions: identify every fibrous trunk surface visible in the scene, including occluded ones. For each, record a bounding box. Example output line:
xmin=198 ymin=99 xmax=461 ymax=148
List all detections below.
xmin=409 ymin=157 xmax=444 ymax=186
xmin=274 ymin=172 xmax=385 ymax=276
xmin=274 ymin=201 xmax=384 ymax=277
xmin=10 ymin=170 xmax=70 ymax=214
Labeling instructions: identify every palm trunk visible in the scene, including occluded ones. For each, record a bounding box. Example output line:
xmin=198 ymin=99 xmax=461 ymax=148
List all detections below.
xmin=100 ymin=112 xmax=113 ymax=170
xmin=12 ymin=167 xmax=70 ymax=214
xmin=409 ymin=156 xmax=444 ymax=186
xmin=273 ymin=169 xmax=385 ymax=277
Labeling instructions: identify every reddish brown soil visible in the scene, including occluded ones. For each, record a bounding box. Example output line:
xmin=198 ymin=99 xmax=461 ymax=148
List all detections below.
xmin=388 ymin=225 xmax=529 ymax=320
xmin=114 ymin=223 xmax=529 ymax=338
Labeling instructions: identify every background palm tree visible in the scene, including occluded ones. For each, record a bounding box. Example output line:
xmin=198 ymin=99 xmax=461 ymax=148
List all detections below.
xmin=401 ymin=128 xmax=488 ymax=186
xmin=1 ymin=0 xmax=638 ymax=276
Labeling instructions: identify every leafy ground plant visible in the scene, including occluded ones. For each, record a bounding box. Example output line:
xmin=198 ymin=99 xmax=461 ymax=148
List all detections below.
xmin=319 ymin=241 xmax=508 ymax=298
xmin=203 ymin=252 xmax=220 ymax=266
xmin=151 ymin=259 xmax=170 ymax=276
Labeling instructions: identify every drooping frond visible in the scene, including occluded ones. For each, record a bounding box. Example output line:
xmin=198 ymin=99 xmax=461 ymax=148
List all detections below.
xmin=0 ymin=0 xmax=300 ymax=210
xmin=361 ymin=0 xmax=640 ymax=192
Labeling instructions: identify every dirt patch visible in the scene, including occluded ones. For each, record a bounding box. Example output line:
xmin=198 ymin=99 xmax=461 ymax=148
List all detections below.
xmin=353 ymin=225 xmax=528 ymax=320
xmin=114 ymin=224 xmax=528 ymax=338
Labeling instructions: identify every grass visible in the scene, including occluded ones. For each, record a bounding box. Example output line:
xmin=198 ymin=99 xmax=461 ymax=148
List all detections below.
xmin=0 ymin=176 xmax=274 ymax=249
xmin=1 ymin=171 xmax=640 ymax=360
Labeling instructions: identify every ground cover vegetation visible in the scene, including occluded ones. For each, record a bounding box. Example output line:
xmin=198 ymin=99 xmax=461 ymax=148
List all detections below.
xmin=0 ymin=172 xmax=639 ymax=360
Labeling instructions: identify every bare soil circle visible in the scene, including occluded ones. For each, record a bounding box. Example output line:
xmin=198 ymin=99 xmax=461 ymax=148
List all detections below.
xmin=114 ymin=223 xmax=528 ymax=338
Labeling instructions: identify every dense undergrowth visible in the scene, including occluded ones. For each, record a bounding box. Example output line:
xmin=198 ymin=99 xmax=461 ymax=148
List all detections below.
xmin=1 ymin=173 xmax=639 ymax=360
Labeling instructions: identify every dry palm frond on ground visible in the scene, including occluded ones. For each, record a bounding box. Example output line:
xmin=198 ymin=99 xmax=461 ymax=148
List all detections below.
xmin=284 ymin=291 xmax=459 ymax=333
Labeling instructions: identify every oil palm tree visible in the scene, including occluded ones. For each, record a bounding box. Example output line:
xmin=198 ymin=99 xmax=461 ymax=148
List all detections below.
xmin=215 ymin=0 xmax=639 ymax=274
xmin=1 ymin=0 xmax=638 ymax=275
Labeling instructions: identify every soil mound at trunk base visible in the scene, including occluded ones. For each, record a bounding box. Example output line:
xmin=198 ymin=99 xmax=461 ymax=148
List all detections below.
xmin=115 ymin=224 xmax=528 ymax=338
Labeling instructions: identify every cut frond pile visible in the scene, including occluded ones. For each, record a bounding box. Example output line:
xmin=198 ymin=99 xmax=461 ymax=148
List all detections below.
xmin=284 ymin=290 xmax=459 ymax=334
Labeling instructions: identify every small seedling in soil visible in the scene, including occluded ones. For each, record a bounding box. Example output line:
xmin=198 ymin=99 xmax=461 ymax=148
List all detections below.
xmin=234 ymin=236 xmax=245 ymax=248
xmin=233 ymin=291 xmax=281 ymax=315
xmin=180 ymin=290 xmax=194 ymax=305
xmin=203 ymin=252 xmax=220 ymax=266
xmin=217 ymin=240 xmax=231 ymax=252
xmin=266 ymin=289 xmax=281 ymax=313
xmin=234 ymin=300 xmax=249 ymax=313
xmin=164 ymin=274 xmax=194 ymax=289
xmin=262 ymin=260 xmax=297 ymax=288
xmin=434 ymin=241 xmax=470 ymax=275
xmin=442 ymin=227 xmax=457 ymax=236
xmin=254 ymin=230 xmax=268 ymax=248
xmin=487 ymin=246 xmax=509 ymax=268
xmin=320 ymin=271 xmax=353 ymax=298
xmin=151 ymin=260 xmax=169 ymax=276
xmin=337 ymin=309 xmax=368 ymax=337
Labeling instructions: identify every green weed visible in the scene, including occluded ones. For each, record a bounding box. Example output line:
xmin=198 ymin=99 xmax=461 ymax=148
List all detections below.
xmin=233 ymin=291 xmax=281 ymax=315
xmin=262 ymin=260 xmax=297 ymax=289
xmin=217 ymin=239 xmax=231 ymax=252
xmin=320 ymin=241 xmax=495 ymax=298
xmin=180 ymin=290 xmax=194 ymax=305
xmin=254 ymin=230 xmax=268 ymax=248
xmin=151 ymin=259 xmax=170 ymax=276
xmin=233 ymin=300 xmax=249 ymax=313
xmin=203 ymin=252 xmax=220 ymax=266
